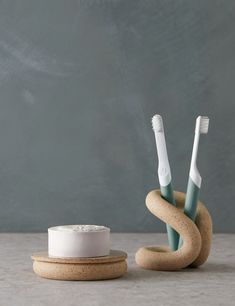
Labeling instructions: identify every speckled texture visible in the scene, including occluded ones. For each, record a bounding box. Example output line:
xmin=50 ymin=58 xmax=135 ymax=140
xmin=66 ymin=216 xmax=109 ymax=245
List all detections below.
xmin=32 ymin=250 xmax=127 ymax=280
xmin=0 ymin=233 xmax=235 ymax=306
xmin=136 ymin=190 xmax=212 ymax=270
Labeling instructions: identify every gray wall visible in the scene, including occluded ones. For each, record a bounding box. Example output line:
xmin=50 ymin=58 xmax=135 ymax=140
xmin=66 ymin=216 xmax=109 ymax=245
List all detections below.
xmin=0 ymin=0 xmax=234 ymax=232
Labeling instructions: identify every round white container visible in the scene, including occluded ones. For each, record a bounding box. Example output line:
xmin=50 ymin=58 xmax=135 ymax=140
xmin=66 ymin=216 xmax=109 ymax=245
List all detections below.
xmin=48 ymin=225 xmax=110 ymax=258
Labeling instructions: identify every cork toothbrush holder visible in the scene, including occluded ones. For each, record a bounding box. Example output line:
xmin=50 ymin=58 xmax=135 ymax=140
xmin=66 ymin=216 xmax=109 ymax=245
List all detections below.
xmin=135 ymin=190 xmax=212 ymax=271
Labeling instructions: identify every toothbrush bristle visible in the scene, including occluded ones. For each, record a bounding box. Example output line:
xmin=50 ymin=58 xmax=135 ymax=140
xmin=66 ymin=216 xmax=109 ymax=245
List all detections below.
xmin=199 ymin=116 xmax=209 ymax=134
xmin=152 ymin=114 xmax=164 ymax=132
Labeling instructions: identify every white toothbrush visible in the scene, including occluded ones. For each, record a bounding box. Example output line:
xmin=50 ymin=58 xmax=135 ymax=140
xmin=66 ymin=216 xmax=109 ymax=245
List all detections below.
xmin=178 ymin=116 xmax=209 ymax=248
xmin=152 ymin=114 xmax=179 ymax=251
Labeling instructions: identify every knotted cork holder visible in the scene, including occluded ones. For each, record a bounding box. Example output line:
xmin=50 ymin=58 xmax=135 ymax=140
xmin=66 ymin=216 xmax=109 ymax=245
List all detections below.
xmin=135 ymin=190 xmax=212 ymax=271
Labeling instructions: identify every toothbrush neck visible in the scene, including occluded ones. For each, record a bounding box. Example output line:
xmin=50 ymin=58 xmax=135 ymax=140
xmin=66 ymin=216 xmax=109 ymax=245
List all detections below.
xmin=189 ymin=132 xmax=202 ymax=188
xmin=155 ymin=132 xmax=171 ymax=186
xmin=191 ymin=132 xmax=199 ymax=167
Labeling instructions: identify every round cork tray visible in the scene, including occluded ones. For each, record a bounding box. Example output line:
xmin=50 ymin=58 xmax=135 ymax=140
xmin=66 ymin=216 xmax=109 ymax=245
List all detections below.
xmin=32 ymin=250 xmax=127 ymax=281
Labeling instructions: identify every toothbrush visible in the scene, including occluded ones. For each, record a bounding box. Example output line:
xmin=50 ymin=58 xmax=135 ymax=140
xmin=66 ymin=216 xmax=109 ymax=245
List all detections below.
xmin=152 ymin=114 xmax=179 ymax=251
xmin=178 ymin=116 xmax=209 ymax=248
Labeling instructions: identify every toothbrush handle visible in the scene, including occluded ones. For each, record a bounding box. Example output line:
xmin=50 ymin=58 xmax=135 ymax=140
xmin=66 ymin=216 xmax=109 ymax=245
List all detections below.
xmin=184 ymin=178 xmax=200 ymax=221
xmin=178 ymin=178 xmax=200 ymax=248
xmin=160 ymin=183 xmax=179 ymax=251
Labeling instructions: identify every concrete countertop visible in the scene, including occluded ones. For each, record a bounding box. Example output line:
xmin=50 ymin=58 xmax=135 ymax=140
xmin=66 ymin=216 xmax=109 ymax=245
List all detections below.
xmin=0 ymin=233 xmax=234 ymax=306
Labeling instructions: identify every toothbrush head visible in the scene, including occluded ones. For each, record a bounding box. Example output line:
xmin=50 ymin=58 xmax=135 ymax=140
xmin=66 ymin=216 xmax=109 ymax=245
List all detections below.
xmin=196 ymin=116 xmax=209 ymax=134
xmin=152 ymin=114 xmax=164 ymax=133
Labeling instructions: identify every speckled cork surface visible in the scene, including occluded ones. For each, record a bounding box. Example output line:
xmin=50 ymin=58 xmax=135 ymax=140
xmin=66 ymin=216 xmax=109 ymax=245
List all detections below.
xmin=135 ymin=190 xmax=212 ymax=271
xmin=32 ymin=250 xmax=127 ymax=281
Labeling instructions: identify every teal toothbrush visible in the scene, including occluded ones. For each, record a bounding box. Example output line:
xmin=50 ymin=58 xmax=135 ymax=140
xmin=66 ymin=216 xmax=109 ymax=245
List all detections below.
xmin=178 ymin=116 xmax=209 ymax=248
xmin=152 ymin=114 xmax=179 ymax=251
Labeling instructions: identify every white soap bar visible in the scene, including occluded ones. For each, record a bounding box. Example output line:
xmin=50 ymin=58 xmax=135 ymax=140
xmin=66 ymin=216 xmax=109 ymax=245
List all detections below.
xmin=48 ymin=225 xmax=110 ymax=258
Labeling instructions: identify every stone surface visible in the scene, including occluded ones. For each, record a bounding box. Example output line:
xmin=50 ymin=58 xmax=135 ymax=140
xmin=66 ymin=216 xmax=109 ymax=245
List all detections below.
xmin=0 ymin=233 xmax=235 ymax=305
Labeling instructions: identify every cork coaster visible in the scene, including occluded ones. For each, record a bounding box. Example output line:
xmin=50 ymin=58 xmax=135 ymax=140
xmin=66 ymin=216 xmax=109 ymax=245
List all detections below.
xmin=32 ymin=250 xmax=127 ymax=281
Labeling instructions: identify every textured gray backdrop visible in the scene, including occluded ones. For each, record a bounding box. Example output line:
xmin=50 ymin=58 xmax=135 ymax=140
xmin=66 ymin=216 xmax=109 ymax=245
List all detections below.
xmin=0 ymin=0 xmax=234 ymax=232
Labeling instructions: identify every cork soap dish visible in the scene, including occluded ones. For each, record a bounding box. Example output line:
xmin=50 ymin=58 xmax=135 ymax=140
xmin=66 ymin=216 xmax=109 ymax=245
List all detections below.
xmin=32 ymin=250 xmax=127 ymax=281
xmin=32 ymin=225 xmax=127 ymax=281
xmin=135 ymin=190 xmax=212 ymax=271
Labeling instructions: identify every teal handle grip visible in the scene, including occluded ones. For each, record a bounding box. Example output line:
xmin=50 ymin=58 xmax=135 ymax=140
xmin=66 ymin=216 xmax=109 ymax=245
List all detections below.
xmin=160 ymin=183 xmax=179 ymax=251
xmin=178 ymin=177 xmax=200 ymax=248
